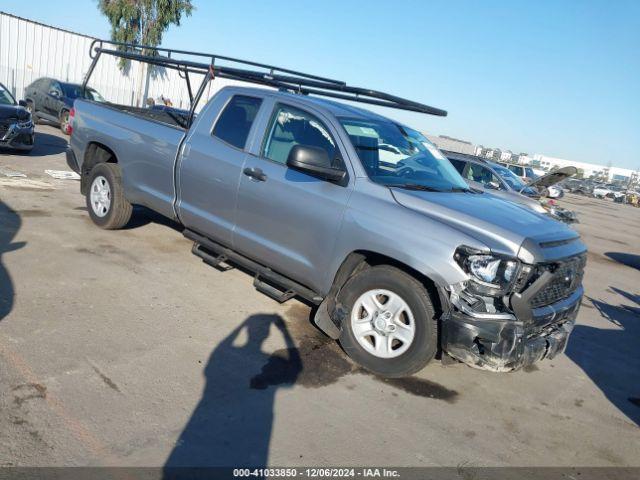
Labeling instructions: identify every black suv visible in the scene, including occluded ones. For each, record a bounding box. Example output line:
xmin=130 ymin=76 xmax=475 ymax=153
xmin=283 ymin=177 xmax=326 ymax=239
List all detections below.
xmin=24 ymin=78 xmax=104 ymax=134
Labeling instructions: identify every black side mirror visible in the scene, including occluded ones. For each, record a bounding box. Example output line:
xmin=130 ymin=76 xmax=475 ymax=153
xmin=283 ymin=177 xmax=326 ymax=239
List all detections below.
xmin=286 ymin=145 xmax=346 ymax=183
xmin=18 ymin=99 xmax=27 ymax=107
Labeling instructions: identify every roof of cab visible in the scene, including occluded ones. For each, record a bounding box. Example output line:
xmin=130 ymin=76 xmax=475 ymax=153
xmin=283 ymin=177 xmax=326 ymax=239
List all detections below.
xmin=221 ymin=85 xmax=401 ymax=123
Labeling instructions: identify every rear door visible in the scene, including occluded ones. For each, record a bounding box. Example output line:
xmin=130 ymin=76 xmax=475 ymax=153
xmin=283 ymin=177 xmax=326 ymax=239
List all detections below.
xmin=233 ymin=100 xmax=352 ymax=292
xmin=177 ymin=92 xmax=264 ymax=247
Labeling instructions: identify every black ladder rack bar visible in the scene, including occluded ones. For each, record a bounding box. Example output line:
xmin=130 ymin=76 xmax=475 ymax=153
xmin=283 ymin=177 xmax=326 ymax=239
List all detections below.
xmin=81 ymin=39 xmax=448 ymax=123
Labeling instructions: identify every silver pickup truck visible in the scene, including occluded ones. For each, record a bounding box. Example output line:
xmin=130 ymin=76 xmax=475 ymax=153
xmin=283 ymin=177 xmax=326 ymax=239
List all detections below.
xmin=67 ymin=44 xmax=586 ymax=377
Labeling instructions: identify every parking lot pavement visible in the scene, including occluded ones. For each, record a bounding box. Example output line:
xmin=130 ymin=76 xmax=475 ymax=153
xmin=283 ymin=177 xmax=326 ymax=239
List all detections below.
xmin=0 ymin=125 xmax=638 ymax=467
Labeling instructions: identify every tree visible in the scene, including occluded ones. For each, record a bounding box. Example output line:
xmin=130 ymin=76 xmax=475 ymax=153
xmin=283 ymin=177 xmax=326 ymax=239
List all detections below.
xmin=98 ymin=0 xmax=194 ymax=105
xmin=98 ymin=0 xmax=194 ymax=51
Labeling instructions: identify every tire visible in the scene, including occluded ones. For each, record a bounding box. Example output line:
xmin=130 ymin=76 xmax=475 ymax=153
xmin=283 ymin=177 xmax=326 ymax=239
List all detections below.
xmin=85 ymin=163 xmax=133 ymax=229
xmin=60 ymin=110 xmax=70 ymax=134
xmin=26 ymin=101 xmax=39 ymax=124
xmin=337 ymin=265 xmax=438 ymax=377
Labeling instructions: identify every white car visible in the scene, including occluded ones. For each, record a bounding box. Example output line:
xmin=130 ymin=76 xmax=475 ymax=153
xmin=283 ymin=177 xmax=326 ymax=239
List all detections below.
xmin=593 ymin=184 xmax=625 ymax=200
xmin=546 ymin=184 xmax=564 ymax=198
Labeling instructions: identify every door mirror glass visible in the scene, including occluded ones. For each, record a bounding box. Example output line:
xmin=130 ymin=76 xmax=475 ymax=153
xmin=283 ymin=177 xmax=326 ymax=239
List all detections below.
xmin=487 ymin=180 xmax=501 ymax=190
xmin=286 ymin=145 xmax=346 ymax=182
xmin=18 ymin=99 xmax=27 ymax=107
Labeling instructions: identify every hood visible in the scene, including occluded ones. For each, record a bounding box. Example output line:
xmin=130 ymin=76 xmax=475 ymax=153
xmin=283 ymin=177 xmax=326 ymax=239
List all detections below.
xmin=0 ymin=104 xmax=30 ymax=122
xmin=523 ymin=166 xmax=576 ymax=191
xmin=391 ymin=188 xmax=580 ymax=261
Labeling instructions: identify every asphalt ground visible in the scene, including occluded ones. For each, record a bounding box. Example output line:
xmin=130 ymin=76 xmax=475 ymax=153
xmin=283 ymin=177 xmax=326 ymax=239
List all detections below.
xmin=0 ymin=125 xmax=638 ymax=467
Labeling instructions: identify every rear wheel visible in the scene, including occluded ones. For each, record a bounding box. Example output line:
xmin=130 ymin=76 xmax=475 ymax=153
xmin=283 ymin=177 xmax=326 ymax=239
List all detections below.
xmin=337 ymin=265 xmax=438 ymax=377
xmin=60 ymin=110 xmax=70 ymax=134
xmin=86 ymin=163 xmax=132 ymax=229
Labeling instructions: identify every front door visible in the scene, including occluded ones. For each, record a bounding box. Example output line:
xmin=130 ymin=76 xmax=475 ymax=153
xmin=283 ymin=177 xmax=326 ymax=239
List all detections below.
xmin=233 ymin=102 xmax=352 ymax=292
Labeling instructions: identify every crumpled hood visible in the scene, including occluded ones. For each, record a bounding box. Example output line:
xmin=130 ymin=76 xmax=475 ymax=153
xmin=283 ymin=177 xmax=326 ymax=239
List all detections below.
xmin=391 ymin=188 xmax=579 ymax=259
xmin=0 ymin=104 xmax=30 ymax=122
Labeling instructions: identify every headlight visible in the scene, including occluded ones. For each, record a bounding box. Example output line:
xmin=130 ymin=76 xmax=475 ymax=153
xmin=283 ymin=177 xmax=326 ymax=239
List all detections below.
xmin=454 ymin=247 xmax=520 ymax=296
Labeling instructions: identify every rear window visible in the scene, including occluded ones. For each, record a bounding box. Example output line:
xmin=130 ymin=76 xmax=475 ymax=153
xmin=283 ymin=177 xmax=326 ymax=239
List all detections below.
xmin=212 ymin=95 xmax=263 ymax=149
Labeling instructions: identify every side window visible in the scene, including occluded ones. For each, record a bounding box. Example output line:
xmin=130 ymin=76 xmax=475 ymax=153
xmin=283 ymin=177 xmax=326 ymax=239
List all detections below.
xmin=448 ymin=158 xmax=467 ymax=174
xmin=466 ymin=164 xmax=504 ymax=190
xmin=50 ymin=81 xmax=62 ymax=95
xmin=262 ymin=104 xmax=336 ymax=165
xmin=212 ymin=95 xmax=263 ymax=149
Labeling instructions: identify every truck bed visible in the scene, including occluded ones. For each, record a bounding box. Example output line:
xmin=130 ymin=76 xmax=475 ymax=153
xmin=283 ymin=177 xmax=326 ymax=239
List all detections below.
xmin=104 ymin=103 xmax=190 ymax=129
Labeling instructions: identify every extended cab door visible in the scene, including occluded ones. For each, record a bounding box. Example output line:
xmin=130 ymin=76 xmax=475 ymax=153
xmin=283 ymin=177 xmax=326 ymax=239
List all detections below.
xmin=177 ymin=92 xmax=265 ymax=247
xmin=233 ymin=100 xmax=353 ymax=293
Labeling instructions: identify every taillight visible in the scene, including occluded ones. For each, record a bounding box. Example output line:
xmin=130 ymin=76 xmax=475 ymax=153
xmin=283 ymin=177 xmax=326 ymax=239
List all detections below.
xmin=67 ymin=107 xmax=75 ymax=135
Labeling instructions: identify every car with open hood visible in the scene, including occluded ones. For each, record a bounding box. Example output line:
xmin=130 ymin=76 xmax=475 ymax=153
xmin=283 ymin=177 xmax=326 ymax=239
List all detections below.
xmin=0 ymin=82 xmax=34 ymax=152
xmin=446 ymin=151 xmax=577 ymax=222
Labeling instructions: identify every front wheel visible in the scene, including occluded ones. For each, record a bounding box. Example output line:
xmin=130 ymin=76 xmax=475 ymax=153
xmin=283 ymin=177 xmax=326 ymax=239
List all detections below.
xmin=337 ymin=265 xmax=438 ymax=377
xmin=86 ymin=163 xmax=133 ymax=229
xmin=26 ymin=101 xmax=39 ymax=124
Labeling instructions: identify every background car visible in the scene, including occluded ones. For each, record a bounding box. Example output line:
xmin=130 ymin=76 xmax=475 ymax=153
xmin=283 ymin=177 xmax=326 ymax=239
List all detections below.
xmin=496 ymin=161 xmax=538 ymax=182
xmin=24 ymin=78 xmax=105 ymax=134
xmin=561 ymin=178 xmax=594 ymax=196
xmin=0 ymin=81 xmax=34 ymax=152
xmin=446 ymin=151 xmax=577 ymax=222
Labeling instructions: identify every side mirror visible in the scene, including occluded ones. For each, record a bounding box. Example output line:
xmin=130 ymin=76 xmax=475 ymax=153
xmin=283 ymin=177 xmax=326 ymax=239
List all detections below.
xmin=486 ymin=181 xmax=500 ymax=190
xmin=286 ymin=145 xmax=346 ymax=183
xmin=18 ymin=99 xmax=27 ymax=107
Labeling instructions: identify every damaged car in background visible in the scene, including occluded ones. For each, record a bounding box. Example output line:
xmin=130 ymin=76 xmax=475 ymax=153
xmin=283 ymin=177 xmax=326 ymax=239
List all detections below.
xmin=446 ymin=151 xmax=578 ymax=223
xmin=68 ymin=41 xmax=587 ymax=376
xmin=0 ymin=82 xmax=34 ymax=152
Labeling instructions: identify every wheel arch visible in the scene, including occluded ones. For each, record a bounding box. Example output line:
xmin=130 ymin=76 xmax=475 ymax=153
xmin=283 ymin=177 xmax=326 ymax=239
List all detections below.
xmin=80 ymin=142 xmax=118 ymax=194
xmin=327 ymin=250 xmax=446 ymax=326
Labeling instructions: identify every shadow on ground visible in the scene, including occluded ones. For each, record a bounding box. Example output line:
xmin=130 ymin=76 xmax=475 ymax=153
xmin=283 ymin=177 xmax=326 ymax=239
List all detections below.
xmin=0 ymin=199 xmax=23 ymax=322
xmin=605 ymin=252 xmax=640 ymax=271
xmin=566 ymin=287 xmax=640 ymax=426
xmin=29 ymin=131 xmax=68 ymax=157
xmin=164 ymin=314 xmax=300 ymax=469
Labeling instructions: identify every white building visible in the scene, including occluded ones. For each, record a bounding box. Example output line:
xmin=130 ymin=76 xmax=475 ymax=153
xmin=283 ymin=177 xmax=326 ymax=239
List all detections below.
xmin=531 ymin=154 xmax=638 ymax=183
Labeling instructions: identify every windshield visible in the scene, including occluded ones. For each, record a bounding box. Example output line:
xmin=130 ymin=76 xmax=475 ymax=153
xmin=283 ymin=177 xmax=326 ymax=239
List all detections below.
xmin=492 ymin=164 xmax=527 ymax=190
xmin=339 ymin=118 xmax=469 ymax=192
xmin=0 ymin=83 xmax=16 ymax=105
xmin=61 ymin=84 xmax=105 ymax=102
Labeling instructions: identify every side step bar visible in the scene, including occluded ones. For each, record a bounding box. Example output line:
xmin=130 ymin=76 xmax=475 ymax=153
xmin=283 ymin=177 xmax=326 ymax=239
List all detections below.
xmin=185 ymin=229 xmax=323 ymax=305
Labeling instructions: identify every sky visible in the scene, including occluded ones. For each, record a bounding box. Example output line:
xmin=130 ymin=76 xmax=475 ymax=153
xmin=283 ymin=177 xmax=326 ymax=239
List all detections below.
xmin=2 ymin=0 xmax=639 ymax=169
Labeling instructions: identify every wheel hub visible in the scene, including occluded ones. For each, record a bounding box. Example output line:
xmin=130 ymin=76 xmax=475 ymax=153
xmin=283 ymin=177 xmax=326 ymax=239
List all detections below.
xmin=350 ymin=289 xmax=416 ymax=359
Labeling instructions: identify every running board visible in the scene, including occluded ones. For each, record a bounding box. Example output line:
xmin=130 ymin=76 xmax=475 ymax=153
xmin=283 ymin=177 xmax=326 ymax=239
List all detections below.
xmin=191 ymin=243 xmax=233 ymax=271
xmin=185 ymin=229 xmax=323 ymax=305
xmin=253 ymin=275 xmax=296 ymax=303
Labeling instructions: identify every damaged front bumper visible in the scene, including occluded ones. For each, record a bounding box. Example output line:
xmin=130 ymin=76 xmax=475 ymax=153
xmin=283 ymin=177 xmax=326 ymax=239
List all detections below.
xmin=0 ymin=124 xmax=35 ymax=151
xmin=442 ymin=285 xmax=583 ymax=372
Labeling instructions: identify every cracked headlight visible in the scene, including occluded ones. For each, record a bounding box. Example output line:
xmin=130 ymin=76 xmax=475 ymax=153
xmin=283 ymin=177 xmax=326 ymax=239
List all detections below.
xmin=454 ymin=247 xmax=520 ymax=296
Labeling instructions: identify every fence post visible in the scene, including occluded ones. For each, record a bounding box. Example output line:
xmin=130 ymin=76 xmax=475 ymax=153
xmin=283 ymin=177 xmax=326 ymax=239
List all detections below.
xmin=10 ymin=68 xmax=16 ymax=97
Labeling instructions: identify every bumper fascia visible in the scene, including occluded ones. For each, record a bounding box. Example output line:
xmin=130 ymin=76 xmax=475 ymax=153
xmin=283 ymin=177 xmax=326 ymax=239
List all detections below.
xmin=0 ymin=126 xmax=34 ymax=151
xmin=66 ymin=147 xmax=80 ymax=174
xmin=442 ymin=286 xmax=583 ymax=372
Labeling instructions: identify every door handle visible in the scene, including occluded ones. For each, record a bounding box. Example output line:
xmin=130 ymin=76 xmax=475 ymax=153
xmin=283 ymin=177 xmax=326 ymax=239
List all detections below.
xmin=243 ymin=167 xmax=267 ymax=182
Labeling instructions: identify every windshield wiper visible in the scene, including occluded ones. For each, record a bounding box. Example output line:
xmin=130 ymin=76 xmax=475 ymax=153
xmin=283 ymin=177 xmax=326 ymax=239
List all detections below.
xmin=386 ymin=183 xmax=444 ymax=192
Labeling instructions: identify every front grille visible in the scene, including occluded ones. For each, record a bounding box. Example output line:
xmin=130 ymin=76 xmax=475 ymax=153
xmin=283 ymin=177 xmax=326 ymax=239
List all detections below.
xmin=530 ymin=254 xmax=586 ymax=308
